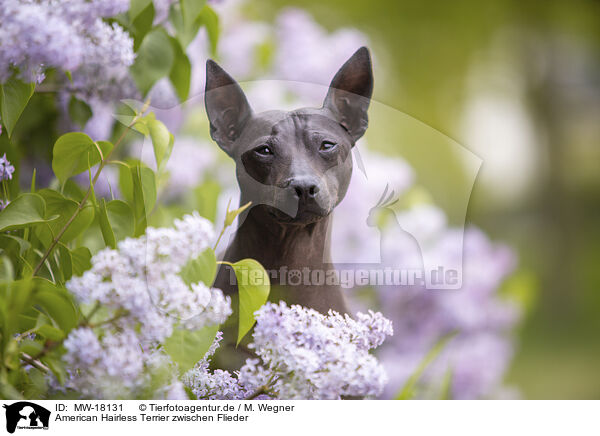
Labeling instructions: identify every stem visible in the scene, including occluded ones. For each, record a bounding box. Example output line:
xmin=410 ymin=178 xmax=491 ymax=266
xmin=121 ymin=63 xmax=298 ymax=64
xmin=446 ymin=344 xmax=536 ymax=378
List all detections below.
xmin=213 ymin=227 xmax=227 ymax=251
xmin=244 ymin=371 xmax=278 ymax=399
xmin=20 ymin=353 xmax=50 ymax=373
xmin=32 ymin=111 xmax=145 ymax=276
xmin=244 ymin=386 xmax=269 ymax=400
xmin=87 ymin=310 xmax=128 ymax=328
xmin=82 ymin=302 xmax=101 ymax=324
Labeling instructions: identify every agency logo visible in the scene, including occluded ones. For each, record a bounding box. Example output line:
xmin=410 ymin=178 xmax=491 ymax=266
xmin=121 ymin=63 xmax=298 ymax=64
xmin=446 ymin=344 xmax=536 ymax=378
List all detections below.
xmin=2 ymin=402 xmax=50 ymax=433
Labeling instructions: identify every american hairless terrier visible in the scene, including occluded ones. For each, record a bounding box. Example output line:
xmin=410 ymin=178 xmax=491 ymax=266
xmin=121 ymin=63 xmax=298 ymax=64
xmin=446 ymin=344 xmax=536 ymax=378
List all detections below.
xmin=206 ymin=47 xmax=373 ymax=315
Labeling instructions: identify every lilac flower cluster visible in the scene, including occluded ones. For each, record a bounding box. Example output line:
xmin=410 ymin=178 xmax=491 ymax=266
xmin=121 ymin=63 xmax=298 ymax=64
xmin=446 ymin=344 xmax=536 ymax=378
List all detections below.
xmin=67 ymin=212 xmax=231 ymax=342
xmin=61 ymin=213 xmax=231 ymax=398
xmin=249 ymin=303 xmax=393 ymax=399
xmin=61 ymin=328 xmax=187 ymax=399
xmin=0 ymin=0 xmax=134 ymax=99
xmin=183 ymin=303 xmax=393 ymax=400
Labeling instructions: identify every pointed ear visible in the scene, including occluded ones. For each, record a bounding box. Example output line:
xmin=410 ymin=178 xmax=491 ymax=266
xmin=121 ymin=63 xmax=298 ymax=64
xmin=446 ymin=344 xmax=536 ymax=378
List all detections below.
xmin=323 ymin=47 xmax=373 ymax=143
xmin=205 ymin=60 xmax=252 ymax=155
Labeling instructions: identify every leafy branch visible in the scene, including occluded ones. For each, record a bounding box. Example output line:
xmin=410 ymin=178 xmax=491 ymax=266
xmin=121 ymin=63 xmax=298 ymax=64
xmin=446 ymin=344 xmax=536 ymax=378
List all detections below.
xmin=32 ymin=103 xmax=150 ymax=276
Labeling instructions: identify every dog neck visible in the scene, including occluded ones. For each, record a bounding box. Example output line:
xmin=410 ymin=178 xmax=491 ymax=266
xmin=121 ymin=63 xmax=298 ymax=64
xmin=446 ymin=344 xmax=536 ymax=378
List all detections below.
xmin=224 ymin=205 xmax=333 ymax=270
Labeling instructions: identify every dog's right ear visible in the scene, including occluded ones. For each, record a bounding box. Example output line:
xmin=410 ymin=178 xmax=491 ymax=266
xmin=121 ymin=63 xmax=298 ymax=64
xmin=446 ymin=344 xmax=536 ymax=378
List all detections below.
xmin=205 ymin=60 xmax=252 ymax=155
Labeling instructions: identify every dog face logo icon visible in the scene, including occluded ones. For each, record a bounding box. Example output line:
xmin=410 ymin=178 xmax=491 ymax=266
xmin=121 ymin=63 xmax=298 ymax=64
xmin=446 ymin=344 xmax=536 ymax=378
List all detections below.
xmin=2 ymin=402 xmax=50 ymax=433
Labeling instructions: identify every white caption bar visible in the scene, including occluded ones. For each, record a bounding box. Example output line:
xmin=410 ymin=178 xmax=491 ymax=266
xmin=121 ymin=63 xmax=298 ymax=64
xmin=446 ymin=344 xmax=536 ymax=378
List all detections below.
xmin=1 ymin=400 xmax=598 ymax=435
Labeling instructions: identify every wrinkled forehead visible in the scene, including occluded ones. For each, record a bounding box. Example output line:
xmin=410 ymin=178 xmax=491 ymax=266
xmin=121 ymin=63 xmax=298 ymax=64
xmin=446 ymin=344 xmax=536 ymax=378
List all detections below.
xmin=236 ymin=108 xmax=341 ymax=150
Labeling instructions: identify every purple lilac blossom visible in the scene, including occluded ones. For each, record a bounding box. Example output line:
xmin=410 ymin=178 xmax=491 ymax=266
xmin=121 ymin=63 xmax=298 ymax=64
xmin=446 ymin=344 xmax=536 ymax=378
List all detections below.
xmin=0 ymin=154 xmax=15 ymax=181
xmin=183 ymin=302 xmax=393 ymax=399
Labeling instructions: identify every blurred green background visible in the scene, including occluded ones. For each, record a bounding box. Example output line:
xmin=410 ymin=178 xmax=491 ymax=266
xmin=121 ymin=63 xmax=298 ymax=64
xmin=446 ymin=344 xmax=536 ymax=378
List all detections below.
xmin=255 ymin=0 xmax=600 ymax=399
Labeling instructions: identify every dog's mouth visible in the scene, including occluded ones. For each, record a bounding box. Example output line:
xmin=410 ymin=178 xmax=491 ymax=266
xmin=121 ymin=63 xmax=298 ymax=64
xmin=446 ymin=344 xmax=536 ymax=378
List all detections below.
xmin=266 ymin=204 xmax=330 ymax=224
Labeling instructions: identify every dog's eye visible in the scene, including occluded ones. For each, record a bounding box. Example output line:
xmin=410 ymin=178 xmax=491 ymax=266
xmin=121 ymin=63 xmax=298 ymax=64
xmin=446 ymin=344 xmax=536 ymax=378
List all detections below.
xmin=320 ymin=141 xmax=337 ymax=151
xmin=254 ymin=145 xmax=273 ymax=156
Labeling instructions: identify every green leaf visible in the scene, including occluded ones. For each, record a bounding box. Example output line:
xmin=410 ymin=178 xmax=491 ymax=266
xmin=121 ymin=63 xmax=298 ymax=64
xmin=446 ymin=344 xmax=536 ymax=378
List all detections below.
xmin=41 ymin=354 xmax=67 ymax=385
xmin=130 ymin=165 xmax=157 ymax=236
xmin=130 ymin=28 xmax=175 ymax=96
xmin=71 ymin=247 xmax=92 ymax=276
xmin=130 ymin=0 xmax=155 ymax=51
xmin=0 ymin=193 xmax=57 ymax=232
xmin=52 ymin=132 xmax=112 ymax=185
xmin=68 ymin=96 xmax=93 ymax=128
xmin=147 ymin=119 xmax=173 ymax=171
xmin=118 ymin=161 xmax=134 ymax=204
xmin=35 ymin=189 xmax=95 ymax=245
xmin=0 ymin=77 xmax=35 ymax=138
xmin=32 ymin=279 xmax=78 ymax=333
xmin=169 ymin=2 xmax=202 ymax=48
xmin=163 ymin=325 xmax=218 ymax=372
xmin=198 ymin=5 xmax=219 ymax=55
xmin=57 ymin=243 xmax=73 ymax=281
xmin=439 ymin=367 xmax=453 ymax=400
xmin=230 ymin=259 xmax=270 ymax=345
xmin=0 ymin=234 xmax=31 ymax=255
xmin=194 ymin=180 xmax=221 ymax=222
xmin=395 ymin=332 xmax=457 ymax=400
xmin=19 ymin=339 xmax=44 ymax=357
xmin=36 ymin=324 xmax=65 ymax=341
xmin=62 ymin=179 xmax=86 ymax=202
xmin=0 ymin=279 xmax=34 ymax=341
xmin=180 ymin=248 xmax=217 ymax=287
xmin=169 ymin=37 xmax=192 ymax=101
xmin=129 ymin=0 xmax=152 ymax=19
xmin=97 ymin=199 xmax=116 ymax=249
xmin=180 ymin=0 xmax=206 ymax=26
xmin=225 ymin=200 xmax=251 ymax=228
xmin=0 ymin=256 xmax=14 ymax=281
xmin=106 ymin=200 xmax=135 ymax=242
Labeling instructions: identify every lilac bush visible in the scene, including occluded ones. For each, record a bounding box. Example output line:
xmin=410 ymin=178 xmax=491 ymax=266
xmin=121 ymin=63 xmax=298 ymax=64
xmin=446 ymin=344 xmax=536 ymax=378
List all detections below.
xmin=0 ymin=0 xmax=134 ymax=95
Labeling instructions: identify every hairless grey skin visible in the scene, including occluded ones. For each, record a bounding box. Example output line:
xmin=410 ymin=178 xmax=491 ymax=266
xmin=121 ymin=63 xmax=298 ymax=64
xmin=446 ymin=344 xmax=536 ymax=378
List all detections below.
xmin=207 ymin=47 xmax=373 ymax=315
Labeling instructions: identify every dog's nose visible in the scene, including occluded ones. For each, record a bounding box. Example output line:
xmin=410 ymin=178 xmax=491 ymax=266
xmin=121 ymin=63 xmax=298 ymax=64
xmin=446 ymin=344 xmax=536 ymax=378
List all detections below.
xmin=288 ymin=178 xmax=320 ymax=200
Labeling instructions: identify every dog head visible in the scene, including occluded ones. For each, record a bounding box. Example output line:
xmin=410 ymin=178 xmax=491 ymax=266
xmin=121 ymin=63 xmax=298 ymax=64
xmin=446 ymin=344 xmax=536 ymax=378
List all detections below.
xmin=205 ymin=47 xmax=373 ymax=225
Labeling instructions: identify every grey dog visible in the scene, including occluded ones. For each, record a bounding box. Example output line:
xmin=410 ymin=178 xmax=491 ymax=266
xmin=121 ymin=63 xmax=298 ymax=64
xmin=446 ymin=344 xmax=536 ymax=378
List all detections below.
xmin=207 ymin=47 xmax=373 ymax=315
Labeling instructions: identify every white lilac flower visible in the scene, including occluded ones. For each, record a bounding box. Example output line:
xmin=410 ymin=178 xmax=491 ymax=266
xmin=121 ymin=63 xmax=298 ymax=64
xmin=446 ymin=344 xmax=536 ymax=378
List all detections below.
xmin=62 ymin=328 xmax=145 ymax=399
xmin=67 ymin=212 xmax=229 ymax=342
xmin=183 ymin=304 xmax=392 ymax=400
xmin=249 ymin=302 xmax=393 ymax=399
xmin=61 ymin=213 xmax=233 ymax=398
xmin=62 ymin=329 xmax=191 ymax=399
xmin=182 ymin=331 xmax=248 ymax=400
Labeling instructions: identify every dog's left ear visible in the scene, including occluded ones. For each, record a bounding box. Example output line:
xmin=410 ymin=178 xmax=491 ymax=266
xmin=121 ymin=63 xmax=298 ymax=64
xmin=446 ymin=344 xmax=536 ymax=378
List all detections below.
xmin=323 ymin=47 xmax=373 ymax=143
